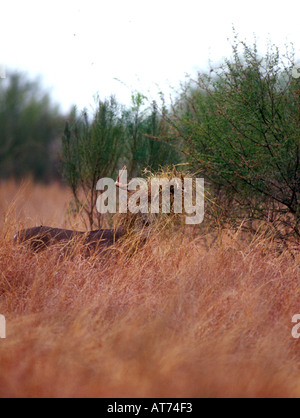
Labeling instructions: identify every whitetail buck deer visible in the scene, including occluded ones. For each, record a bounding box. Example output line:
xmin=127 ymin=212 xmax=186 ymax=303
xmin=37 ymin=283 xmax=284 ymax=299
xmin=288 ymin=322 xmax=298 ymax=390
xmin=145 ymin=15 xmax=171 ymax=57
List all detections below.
xmin=14 ymin=167 xmax=145 ymax=253
xmin=14 ymin=166 xmax=188 ymax=252
xmin=14 ymin=225 xmax=127 ymax=252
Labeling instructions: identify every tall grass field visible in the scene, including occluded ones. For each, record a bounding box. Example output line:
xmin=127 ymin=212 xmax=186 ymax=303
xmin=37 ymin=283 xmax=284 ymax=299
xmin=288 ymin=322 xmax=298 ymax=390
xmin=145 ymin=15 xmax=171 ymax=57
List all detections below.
xmin=0 ymin=180 xmax=299 ymax=398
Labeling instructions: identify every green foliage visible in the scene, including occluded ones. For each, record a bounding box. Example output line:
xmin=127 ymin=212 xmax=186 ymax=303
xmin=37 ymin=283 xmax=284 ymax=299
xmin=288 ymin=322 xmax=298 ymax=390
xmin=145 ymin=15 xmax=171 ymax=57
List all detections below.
xmin=0 ymin=71 xmax=63 ymax=180
xmin=123 ymin=93 xmax=182 ymax=177
xmin=61 ymin=96 xmax=125 ymax=229
xmin=169 ymin=36 xmax=300 ymax=243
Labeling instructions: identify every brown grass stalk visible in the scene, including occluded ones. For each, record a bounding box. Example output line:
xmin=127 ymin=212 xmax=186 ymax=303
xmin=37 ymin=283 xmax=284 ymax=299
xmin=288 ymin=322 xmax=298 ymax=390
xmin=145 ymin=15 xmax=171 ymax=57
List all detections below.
xmin=0 ymin=181 xmax=299 ymax=398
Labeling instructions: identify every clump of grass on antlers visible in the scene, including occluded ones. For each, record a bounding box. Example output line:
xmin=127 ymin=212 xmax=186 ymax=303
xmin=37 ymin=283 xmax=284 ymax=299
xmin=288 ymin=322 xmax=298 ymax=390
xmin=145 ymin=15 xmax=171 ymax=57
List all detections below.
xmin=114 ymin=165 xmax=215 ymax=243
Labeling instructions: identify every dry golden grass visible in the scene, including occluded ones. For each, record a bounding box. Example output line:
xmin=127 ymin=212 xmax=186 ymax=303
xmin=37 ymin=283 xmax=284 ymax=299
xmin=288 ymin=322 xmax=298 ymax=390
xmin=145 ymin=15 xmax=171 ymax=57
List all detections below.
xmin=0 ymin=180 xmax=299 ymax=398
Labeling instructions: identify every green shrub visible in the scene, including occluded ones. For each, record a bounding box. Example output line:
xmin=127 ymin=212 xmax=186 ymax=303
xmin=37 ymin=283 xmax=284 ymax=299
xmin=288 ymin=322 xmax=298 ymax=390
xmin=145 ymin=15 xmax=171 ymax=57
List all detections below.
xmin=61 ymin=96 xmax=124 ymax=229
xmin=169 ymin=35 xmax=300 ymax=243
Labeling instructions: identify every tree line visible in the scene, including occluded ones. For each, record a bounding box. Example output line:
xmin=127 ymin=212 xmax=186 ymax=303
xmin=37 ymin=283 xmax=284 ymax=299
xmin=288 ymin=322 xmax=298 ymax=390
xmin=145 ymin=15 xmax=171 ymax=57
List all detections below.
xmin=0 ymin=71 xmax=63 ymax=180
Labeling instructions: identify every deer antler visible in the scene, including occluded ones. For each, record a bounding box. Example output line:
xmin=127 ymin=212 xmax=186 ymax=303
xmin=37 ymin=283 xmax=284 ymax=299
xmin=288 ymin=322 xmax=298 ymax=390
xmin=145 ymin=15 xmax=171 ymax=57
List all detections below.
xmin=115 ymin=166 xmax=132 ymax=191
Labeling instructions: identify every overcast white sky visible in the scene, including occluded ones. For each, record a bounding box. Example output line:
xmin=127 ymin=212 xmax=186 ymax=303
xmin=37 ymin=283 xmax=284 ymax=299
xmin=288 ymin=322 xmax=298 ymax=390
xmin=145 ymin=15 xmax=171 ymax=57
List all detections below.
xmin=1 ymin=0 xmax=300 ymax=113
